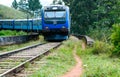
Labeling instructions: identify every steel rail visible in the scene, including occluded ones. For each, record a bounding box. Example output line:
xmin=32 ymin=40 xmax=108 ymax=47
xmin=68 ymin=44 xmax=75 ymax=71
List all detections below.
xmin=0 ymin=43 xmax=45 ymax=58
xmin=0 ymin=42 xmax=61 ymax=77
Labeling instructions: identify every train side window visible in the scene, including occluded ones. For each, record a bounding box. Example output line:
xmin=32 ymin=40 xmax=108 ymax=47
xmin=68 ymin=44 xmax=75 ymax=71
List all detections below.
xmin=4 ymin=21 xmax=12 ymax=26
xmin=22 ymin=21 xmax=27 ymax=26
xmin=15 ymin=21 xmax=22 ymax=26
xmin=33 ymin=20 xmax=38 ymax=26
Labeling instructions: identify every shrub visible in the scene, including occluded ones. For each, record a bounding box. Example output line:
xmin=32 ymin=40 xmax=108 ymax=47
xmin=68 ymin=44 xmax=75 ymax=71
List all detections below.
xmin=77 ymin=41 xmax=112 ymax=56
xmin=87 ymin=26 xmax=111 ymax=42
xmin=92 ymin=41 xmax=112 ymax=54
xmin=16 ymin=31 xmax=27 ymax=35
xmin=0 ymin=30 xmax=27 ymax=36
xmin=111 ymin=24 xmax=120 ymax=55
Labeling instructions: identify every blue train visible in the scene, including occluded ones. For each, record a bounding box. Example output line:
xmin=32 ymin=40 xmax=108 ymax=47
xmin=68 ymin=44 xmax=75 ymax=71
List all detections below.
xmin=41 ymin=5 xmax=70 ymax=40
xmin=0 ymin=19 xmax=42 ymax=32
xmin=0 ymin=5 xmax=70 ymax=41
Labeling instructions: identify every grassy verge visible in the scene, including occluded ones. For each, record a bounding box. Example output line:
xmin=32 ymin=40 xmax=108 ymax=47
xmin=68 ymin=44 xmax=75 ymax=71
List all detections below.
xmin=77 ymin=41 xmax=120 ymax=77
xmin=28 ymin=36 xmax=79 ymax=77
xmin=0 ymin=36 xmax=44 ymax=53
xmin=0 ymin=4 xmax=30 ymax=19
xmin=0 ymin=30 xmax=27 ymax=36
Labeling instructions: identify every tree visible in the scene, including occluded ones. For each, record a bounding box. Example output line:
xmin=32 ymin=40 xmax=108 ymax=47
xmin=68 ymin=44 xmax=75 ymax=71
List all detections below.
xmin=58 ymin=0 xmax=63 ymax=5
xmin=63 ymin=0 xmax=119 ymax=34
xmin=12 ymin=0 xmax=18 ymax=9
xmin=53 ymin=0 xmax=57 ymax=5
xmin=18 ymin=0 xmax=28 ymax=11
xmin=28 ymin=0 xmax=42 ymax=12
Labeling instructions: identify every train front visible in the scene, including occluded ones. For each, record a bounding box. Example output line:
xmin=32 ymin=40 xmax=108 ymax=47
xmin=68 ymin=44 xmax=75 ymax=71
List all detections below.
xmin=41 ymin=5 xmax=70 ymax=41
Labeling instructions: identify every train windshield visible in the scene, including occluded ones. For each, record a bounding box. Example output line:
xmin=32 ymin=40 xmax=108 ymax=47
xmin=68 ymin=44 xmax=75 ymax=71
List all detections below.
xmin=44 ymin=11 xmax=66 ymax=19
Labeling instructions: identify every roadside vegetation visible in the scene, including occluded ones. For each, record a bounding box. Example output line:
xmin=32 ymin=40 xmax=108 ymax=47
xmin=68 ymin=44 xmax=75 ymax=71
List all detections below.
xmin=0 ymin=36 xmax=44 ymax=53
xmin=78 ymin=45 xmax=120 ymax=77
xmin=0 ymin=30 xmax=27 ymax=36
xmin=62 ymin=0 xmax=120 ymax=56
xmin=77 ymin=40 xmax=120 ymax=77
xmin=111 ymin=24 xmax=120 ymax=56
xmin=61 ymin=0 xmax=120 ymax=76
xmin=76 ymin=24 xmax=120 ymax=77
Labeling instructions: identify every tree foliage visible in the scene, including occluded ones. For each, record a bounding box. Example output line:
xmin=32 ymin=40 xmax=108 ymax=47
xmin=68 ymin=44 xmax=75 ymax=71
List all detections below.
xmin=63 ymin=0 xmax=120 ymax=34
xmin=12 ymin=0 xmax=42 ymax=15
xmin=12 ymin=0 xmax=18 ymax=9
xmin=111 ymin=24 xmax=120 ymax=55
xmin=28 ymin=0 xmax=42 ymax=12
xmin=18 ymin=0 xmax=28 ymax=11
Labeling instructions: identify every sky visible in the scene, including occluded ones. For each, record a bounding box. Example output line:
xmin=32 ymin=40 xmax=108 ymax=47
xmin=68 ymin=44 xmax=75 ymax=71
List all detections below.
xmin=0 ymin=0 xmax=53 ymax=7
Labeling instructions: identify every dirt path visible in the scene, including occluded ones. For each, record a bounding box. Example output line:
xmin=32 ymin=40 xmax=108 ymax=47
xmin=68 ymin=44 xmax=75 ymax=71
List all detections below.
xmin=61 ymin=46 xmax=83 ymax=77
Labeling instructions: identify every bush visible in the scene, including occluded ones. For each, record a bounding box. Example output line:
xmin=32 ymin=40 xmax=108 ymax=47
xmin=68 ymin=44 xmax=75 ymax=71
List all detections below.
xmin=111 ymin=24 xmax=120 ymax=55
xmin=87 ymin=26 xmax=111 ymax=42
xmin=92 ymin=41 xmax=112 ymax=54
xmin=77 ymin=41 xmax=112 ymax=55
xmin=0 ymin=30 xmax=27 ymax=36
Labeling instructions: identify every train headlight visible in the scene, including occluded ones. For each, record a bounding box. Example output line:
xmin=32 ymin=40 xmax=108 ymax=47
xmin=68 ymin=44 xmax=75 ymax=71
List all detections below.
xmin=45 ymin=27 xmax=49 ymax=29
xmin=52 ymin=7 xmax=58 ymax=10
xmin=62 ymin=26 xmax=65 ymax=28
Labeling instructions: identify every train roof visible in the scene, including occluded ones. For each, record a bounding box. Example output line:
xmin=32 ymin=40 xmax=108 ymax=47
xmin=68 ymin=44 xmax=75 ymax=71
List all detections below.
xmin=0 ymin=18 xmax=41 ymax=22
xmin=42 ymin=5 xmax=69 ymax=11
xmin=44 ymin=5 xmax=67 ymax=7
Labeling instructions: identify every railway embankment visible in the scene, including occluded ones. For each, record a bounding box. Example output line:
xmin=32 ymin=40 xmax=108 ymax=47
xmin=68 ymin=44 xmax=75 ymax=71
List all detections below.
xmin=0 ymin=35 xmax=44 ymax=53
xmin=0 ymin=34 xmax=39 ymax=46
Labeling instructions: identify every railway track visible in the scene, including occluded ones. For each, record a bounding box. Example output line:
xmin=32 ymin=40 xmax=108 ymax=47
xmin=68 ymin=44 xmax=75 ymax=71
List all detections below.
xmin=0 ymin=42 xmax=61 ymax=77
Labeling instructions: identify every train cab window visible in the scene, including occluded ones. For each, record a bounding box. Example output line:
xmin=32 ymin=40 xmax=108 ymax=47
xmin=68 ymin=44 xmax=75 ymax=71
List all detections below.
xmin=45 ymin=12 xmax=54 ymax=18
xmin=44 ymin=11 xmax=66 ymax=19
xmin=56 ymin=11 xmax=66 ymax=18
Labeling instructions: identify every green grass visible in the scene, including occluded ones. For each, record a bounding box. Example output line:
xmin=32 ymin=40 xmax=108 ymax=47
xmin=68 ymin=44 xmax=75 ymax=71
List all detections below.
xmin=29 ymin=36 xmax=78 ymax=77
xmin=0 ymin=30 xmax=27 ymax=36
xmin=0 ymin=4 xmax=30 ymax=19
xmin=0 ymin=36 xmax=44 ymax=53
xmin=77 ymin=41 xmax=120 ymax=77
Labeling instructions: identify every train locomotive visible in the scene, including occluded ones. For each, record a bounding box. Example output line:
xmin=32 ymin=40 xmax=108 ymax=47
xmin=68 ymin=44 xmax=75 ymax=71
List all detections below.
xmin=41 ymin=5 xmax=70 ymax=41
